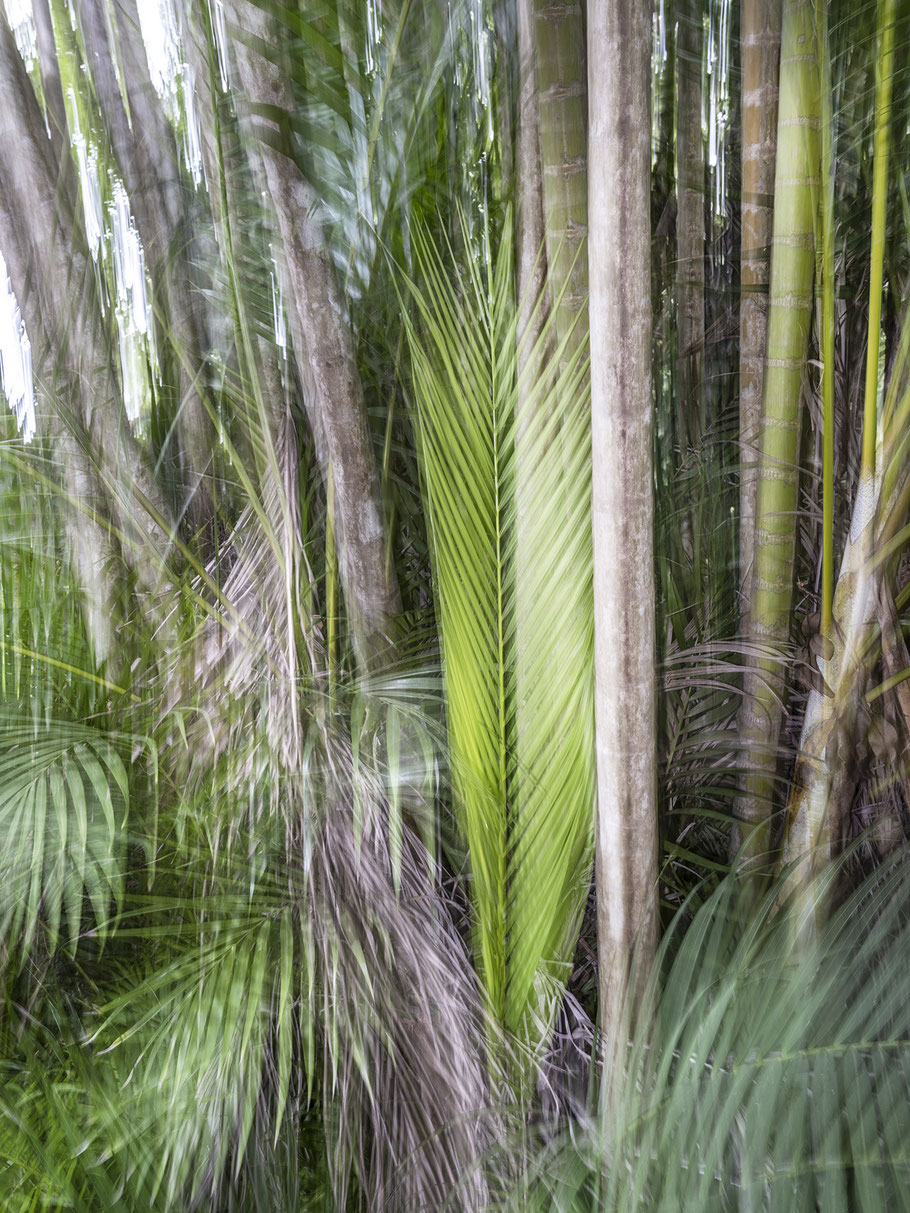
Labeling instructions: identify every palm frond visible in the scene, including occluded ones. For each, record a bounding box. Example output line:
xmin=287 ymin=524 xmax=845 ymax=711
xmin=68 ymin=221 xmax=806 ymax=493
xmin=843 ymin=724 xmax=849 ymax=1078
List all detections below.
xmin=512 ymin=849 xmax=910 ymax=1211
xmin=401 ymin=210 xmax=595 ymax=1043
xmin=0 ymin=715 xmax=132 ymax=967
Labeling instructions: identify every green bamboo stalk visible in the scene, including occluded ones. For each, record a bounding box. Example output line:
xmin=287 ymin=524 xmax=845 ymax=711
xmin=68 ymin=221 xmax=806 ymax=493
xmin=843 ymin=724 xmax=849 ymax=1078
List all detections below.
xmin=737 ymin=0 xmax=820 ymax=866
xmin=862 ymin=0 xmax=896 ymax=480
xmin=533 ymin=0 xmax=587 ymax=363
xmin=818 ymin=0 xmax=835 ymax=637
xmin=779 ymin=0 xmax=897 ymax=894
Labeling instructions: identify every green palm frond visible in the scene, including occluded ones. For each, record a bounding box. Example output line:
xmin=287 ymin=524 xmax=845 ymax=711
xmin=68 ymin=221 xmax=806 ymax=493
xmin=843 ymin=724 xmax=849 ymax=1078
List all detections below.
xmin=0 ymin=716 xmax=132 ymax=966
xmin=401 ymin=209 xmax=594 ymax=1041
xmin=96 ymin=896 xmax=308 ymax=1210
xmin=511 ymin=849 xmax=910 ymax=1211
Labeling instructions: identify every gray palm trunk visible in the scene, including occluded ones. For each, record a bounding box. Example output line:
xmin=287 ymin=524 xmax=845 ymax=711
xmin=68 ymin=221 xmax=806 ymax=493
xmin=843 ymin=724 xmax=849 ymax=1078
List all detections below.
xmin=75 ymin=0 xmax=219 ymax=540
xmin=221 ymin=0 xmax=400 ymax=672
xmin=588 ymin=0 xmax=659 ymax=1033
xmin=0 ymin=14 xmax=176 ymax=665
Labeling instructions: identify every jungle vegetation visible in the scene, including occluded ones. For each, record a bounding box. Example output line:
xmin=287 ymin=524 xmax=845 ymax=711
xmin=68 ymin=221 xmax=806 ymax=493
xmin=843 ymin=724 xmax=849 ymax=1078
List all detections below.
xmin=0 ymin=0 xmax=909 ymax=1208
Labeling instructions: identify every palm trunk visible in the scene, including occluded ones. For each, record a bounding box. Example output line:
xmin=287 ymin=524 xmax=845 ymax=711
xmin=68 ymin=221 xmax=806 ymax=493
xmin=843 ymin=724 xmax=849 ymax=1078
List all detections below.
xmin=515 ymin=0 xmax=549 ymax=356
xmin=676 ymin=0 xmax=706 ymax=445
xmin=0 ymin=14 xmax=175 ymax=655
xmin=739 ymin=0 xmax=782 ymax=619
xmin=75 ymin=0 xmax=219 ymax=540
xmin=736 ymin=0 xmax=819 ymax=865
xmin=222 ymin=0 xmax=400 ymax=672
xmin=589 ymin=0 xmax=659 ymax=1030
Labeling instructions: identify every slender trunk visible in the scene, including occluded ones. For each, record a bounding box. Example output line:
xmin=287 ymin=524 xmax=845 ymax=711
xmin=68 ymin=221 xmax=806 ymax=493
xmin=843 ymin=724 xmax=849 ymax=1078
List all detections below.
xmin=222 ymin=0 xmax=399 ymax=671
xmin=780 ymin=0 xmax=898 ymax=896
xmin=736 ymin=0 xmax=819 ymax=865
xmin=0 ymin=14 xmax=175 ymax=647
xmin=534 ymin=0 xmax=587 ymax=362
xmin=738 ymin=0 xmax=782 ymax=622
xmin=75 ymin=0 xmax=218 ymax=540
xmin=515 ymin=0 xmax=549 ymax=357
xmin=589 ymin=0 xmax=658 ymax=1030
xmin=676 ymin=0 xmax=706 ymax=445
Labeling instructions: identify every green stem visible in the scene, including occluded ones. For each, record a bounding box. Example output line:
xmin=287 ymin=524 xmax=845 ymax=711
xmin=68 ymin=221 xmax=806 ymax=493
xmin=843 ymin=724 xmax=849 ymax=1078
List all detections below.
xmin=861 ymin=0 xmax=896 ymax=481
xmin=737 ymin=0 xmax=819 ymax=865
xmin=818 ymin=0 xmax=835 ymax=637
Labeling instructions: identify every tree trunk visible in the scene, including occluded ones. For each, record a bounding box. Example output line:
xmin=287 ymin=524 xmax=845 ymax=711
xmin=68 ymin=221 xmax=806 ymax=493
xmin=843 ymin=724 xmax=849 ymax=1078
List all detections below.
xmin=222 ymin=0 xmax=400 ymax=671
xmin=736 ymin=0 xmax=819 ymax=866
xmin=676 ymin=0 xmax=706 ymax=446
xmin=75 ymin=0 xmax=218 ymax=541
xmin=780 ymin=0 xmax=899 ymax=899
xmin=589 ymin=0 xmax=659 ymax=1032
xmin=0 ymin=13 xmax=175 ymax=661
xmin=738 ymin=0 xmax=782 ymax=625
xmin=515 ymin=0 xmax=549 ymax=358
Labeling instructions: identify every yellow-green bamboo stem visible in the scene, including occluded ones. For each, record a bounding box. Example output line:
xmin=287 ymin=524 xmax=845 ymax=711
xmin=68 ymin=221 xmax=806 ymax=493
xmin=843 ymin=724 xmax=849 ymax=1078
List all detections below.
xmin=862 ymin=0 xmax=897 ymax=481
xmin=737 ymin=0 xmax=819 ymax=866
xmin=818 ymin=0 xmax=835 ymax=637
xmin=534 ymin=0 xmax=587 ymax=363
xmin=779 ymin=0 xmax=897 ymax=896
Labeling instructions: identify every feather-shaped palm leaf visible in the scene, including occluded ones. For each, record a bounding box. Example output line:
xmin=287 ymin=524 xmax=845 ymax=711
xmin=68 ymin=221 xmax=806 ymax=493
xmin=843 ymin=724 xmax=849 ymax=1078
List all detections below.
xmin=401 ymin=212 xmax=594 ymax=1041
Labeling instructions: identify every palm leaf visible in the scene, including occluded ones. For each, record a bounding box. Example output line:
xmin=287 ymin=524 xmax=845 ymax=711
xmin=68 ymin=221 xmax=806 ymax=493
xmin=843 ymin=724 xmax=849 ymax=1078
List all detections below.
xmin=0 ymin=715 xmax=130 ymax=966
xmin=513 ymin=851 xmax=910 ymax=1211
xmin=401 ymin=210 xmax=594 ymax=1042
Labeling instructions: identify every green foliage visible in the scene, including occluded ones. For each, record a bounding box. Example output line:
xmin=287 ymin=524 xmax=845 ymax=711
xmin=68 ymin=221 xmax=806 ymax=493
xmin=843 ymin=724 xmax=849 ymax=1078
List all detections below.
xmin=511 ymin=851 xmax=910 ymax=1211
xmin=0 ymin=716 xmax=131 ymax=965
xmin=402 ymin=211 xmax=594 ymax=1041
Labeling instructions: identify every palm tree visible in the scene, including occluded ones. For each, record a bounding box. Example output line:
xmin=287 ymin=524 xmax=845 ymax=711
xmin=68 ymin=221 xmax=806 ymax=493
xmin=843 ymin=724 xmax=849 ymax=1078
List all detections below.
xmin=737 ymin=0 xmax=780 ymax=620
xmin=588 ymin=0 xmax=659 ymax=1030
xmin=1 ymin=0 xmax=910 ymax=1208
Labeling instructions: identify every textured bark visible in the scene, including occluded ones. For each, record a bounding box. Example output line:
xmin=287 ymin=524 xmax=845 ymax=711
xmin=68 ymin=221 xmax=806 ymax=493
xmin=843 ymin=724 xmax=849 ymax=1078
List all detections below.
xmin=736 ymin=0 xmax=818 ymax=865
xmin=739 ymin=0 xmax=782 ymax=620
xmin=0 ymin=15 xmax=175 ymax=652
xmin=75 ymin=0 xmax=218 ymax=539
xmin=589 ymin=0 xmax=658 ymax=1030
xmin=676 ymin=0 xmax=705 ymax=444
xmin=222 ymin=0 xmax=399 ymax=671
